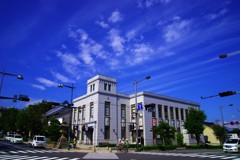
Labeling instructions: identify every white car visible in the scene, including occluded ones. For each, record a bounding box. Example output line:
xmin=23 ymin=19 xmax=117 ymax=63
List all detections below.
xmin=5 ymin=134 xmax=14 ymax=141
xmin=223 ymin=138 xmax=240 ymax=153
xmin=10 ymin=134 xmax=23 ymax=144
xmin=29 ymin=135 xmax=47 ymax=148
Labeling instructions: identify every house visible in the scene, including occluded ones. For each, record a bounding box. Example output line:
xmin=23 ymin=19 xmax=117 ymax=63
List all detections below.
xmin=72 ymin=75 xmax=200 ymax=146
xmin=203 ymin=122 xmax=220 ymax=145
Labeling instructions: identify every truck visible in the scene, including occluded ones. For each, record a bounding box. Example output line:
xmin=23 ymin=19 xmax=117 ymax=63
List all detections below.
xmin=28 ymin=135 xmax=47 ymax=148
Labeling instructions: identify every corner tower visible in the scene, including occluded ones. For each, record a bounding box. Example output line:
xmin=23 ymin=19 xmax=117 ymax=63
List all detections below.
xmin=87 ymin=75 xmax=117 ymax=95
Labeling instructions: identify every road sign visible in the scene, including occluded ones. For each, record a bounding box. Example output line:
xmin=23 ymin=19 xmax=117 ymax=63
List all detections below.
xmin=138 ymin=104 xmax=143 ymax=110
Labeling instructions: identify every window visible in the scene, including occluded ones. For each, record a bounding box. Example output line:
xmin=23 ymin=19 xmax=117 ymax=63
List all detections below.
xmin=158 ymin=105 xmax=162 ymax=118
xmin=180 ymin=108 xmax=184 ymax=120
xmin=152 ymin=104 xmax=156 ymax=117
xmin=164 ymin=105 xmax=168 ymax=119
xmin=121 ymin=104 xmax=126 ymax=139
xmin=90 ymin=102 xmax=94 ymax=118
xmin=105 ymin=102 xmax=110 ymax=116
xmin=104 ymin=102 xmax=110 ymax=139
xmin=170 ymin=107 xmax=174 ymax=120
xmin=121 ymin=104 xmax=126 ymax=119
xmin=90 ymin=85 xmax=92 ymax=92
xmin=185 ymin=109 xmax=188 ymax=118
xmin=82 ymin=105 xmax=85 ymax=120
xmin=131 ymin=105 xmax=136 ymax=119
xmin=108 ymin=84 xmax=111 ymax=91
xmin=104 ymin=83 xmax=107 ymax=91
xmin=78 ymin=108 xmax=81 ymax=120
xmin=93 ymin=84 xmax=95 ymax=91
xmin=175 ymin=108 xmax=179 ymax=120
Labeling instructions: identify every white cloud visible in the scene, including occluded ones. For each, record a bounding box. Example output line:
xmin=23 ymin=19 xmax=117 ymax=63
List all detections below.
xmin=56 ymin=51 xmax=81 ymax=76
xmin=108 ymin=10 xmax=123 ymax=23
xmin=137 ymin=0 xmax=170 ymax=8
xmin=56 ymin=51 xmax=81 ymax=65
xmin=108 ymin=29 xmax=125 ymax=55
xmin=36 ymin=77 xmax=57 ymax=87
xmin=95 ymin=20 xmax=109 ymax=29
xmin=206 ymin=8 xmax=228 ymax=21
xmin=31 ymin=84 xmax=46 ymax=90
xmin=51 ymin=71 xmax=72 ymax=83
xmin=127 ymin=43 xmax=153 ymax=65
xmin=126 ymin=29 xmax=137 ymax=41
xmin=158 ymin=47 xmax=175 ymax=58
xmin=163 ymin=20 xmax=191 ymax=42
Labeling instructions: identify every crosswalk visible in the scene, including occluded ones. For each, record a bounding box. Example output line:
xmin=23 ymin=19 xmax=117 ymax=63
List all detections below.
xmin=0 ymin=149 xmax=67 ymax=154
xmin=0 ymin=154 xmax=81 ymax=160
xmin=132 ymin=152 xmax=240 ymax=160
xmin=1 ymin=150 xmax=240 ymax=160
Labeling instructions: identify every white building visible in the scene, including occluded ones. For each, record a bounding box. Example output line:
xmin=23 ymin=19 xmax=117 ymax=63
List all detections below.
xmin=73 ymin=75 xmax=200 ymax=146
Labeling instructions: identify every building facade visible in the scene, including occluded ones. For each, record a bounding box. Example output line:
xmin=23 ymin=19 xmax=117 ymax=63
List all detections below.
xmin=72 ymin=75 xmax=200 ymax=146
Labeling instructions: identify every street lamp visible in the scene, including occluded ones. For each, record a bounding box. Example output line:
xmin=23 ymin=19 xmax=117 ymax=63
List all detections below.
xmin=219 ymin=51 xmax=240 ymax=59
xmin=57 ymin=83 xmax=75 ymax=149
xmin=220 ymin=104 xmax=233 ymax=140
xmin=0 ymin=71 xmax=24 ymax=95
xmin=134 ymin=76 xmax=151 ymax=149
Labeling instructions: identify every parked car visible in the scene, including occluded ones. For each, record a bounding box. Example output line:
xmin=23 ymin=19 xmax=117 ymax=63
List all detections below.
xmin=5 ymin=134 xmax=14 ymax=141
xmin=28 ymin=135 xmax=47 ymax=148
xmin=10 ymin=134 xmax=23 ymax=144
xmin=223 ymin=138 xmax=240 ymax=153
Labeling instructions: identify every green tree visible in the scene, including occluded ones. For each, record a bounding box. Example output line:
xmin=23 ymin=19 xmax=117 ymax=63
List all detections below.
xmin=176 ymin=132 xmax=184 ymax=147
xmin=152 ymin=121 xmax=176 ymax=145
xmin=46 ymin=118 xmax=61 ymax=142
xmin=211 ymin=124 xmax=227 ymax=144
xmin=0 ymin=108 xmax=19 ymax=133
xmin=184 ymin=107 xmax=207 ymax=145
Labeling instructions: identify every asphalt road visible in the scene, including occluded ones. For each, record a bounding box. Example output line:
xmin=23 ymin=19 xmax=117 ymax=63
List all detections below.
xmin=0 ymin=141 xmax=240 ymax=160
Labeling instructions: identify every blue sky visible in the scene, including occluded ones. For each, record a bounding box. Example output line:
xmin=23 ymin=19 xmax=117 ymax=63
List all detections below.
xmin=0 ymin=0 xmax=240 ymax=127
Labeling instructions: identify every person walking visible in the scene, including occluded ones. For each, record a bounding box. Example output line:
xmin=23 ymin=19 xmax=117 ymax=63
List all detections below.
xmin=73 ymin=138 xmax=77 ymax=149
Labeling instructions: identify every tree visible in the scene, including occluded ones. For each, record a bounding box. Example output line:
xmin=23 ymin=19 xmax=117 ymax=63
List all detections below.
xmin=0 ymin=108 xmax=19 ymax=133
xmin=46 ymin=118 xmax=61 ymax=142
xmin=152 ymin=121 xmax=176 ymax=145
xmin=176 ymin=132 xmax=184 ymax=147
xmin=184 ymin=107 xmax=207 ymax=145
xmin=211 ymin=124 xmax=227 ymax=144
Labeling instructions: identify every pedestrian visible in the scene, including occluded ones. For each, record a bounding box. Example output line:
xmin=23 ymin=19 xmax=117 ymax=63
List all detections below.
xmin=124 ymin=139 xmax=129 ymax=152
xmin=73 ymin=138 xmax=77 ymax=149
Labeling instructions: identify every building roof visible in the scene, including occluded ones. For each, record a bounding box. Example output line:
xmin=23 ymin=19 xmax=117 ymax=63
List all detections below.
xmin=45 ymin=106 xmax=69 ymax=117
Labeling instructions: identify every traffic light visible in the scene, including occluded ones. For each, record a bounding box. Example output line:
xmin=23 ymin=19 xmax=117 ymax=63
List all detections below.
xmin=218 ymin=91 xmax=236 ymax=97
xmin=18 ymin=94 xmax=30 ymax=102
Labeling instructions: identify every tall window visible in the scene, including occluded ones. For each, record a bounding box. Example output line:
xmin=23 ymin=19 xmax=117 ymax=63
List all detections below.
xmin=170 ymin=107 xmax=174 ymax=120
xmin=82 ymin=105 xmax=85 ymax=120
xmin=121 ymin=104 xmax=126 ymax=139
xmin=185 ymin=109 xmax=188 ymax=119
xmin=175 ymin=108 xmax=179 ymax=120
xmin=158 ymin=105 xmax=162 ymax=119
xmin=152 ymin=104 xmax=156 ymax=117
xmin=131 ymin=105 xmax=136 ymax=119
xmin=90 ymin=102 xmax=94 ymax=118
xmin=164 ymin=105 xmax=168 ymax=119
xmin=104 ymin=102 xmax=110 ymax=139
xmin=78 ymin=107 xmax=81 ymax=121
xmin=180 ymin=108 xmax=184 ymax=120
xmin=104 ymin=83 xmax=107 ymax=91
xmin=108 ymin=84 xmax=111 ymax=91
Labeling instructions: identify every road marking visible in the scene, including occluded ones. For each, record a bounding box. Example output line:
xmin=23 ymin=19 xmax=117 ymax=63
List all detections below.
xmin=221 ymin=156 xmax=238 ymax=159
xmin=83 ymin=153 xmax=119 ymax=159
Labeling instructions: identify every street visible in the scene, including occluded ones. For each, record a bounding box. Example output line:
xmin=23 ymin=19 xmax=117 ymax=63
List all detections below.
xmin=0 ymin=141 xmax=240 ymax=160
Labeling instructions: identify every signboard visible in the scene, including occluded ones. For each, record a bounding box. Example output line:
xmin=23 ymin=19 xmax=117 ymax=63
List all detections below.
xmin=152 ymin=118 xmax=157 ymax=126
xmin=138 ymin=104 xmax=143 ymax=110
